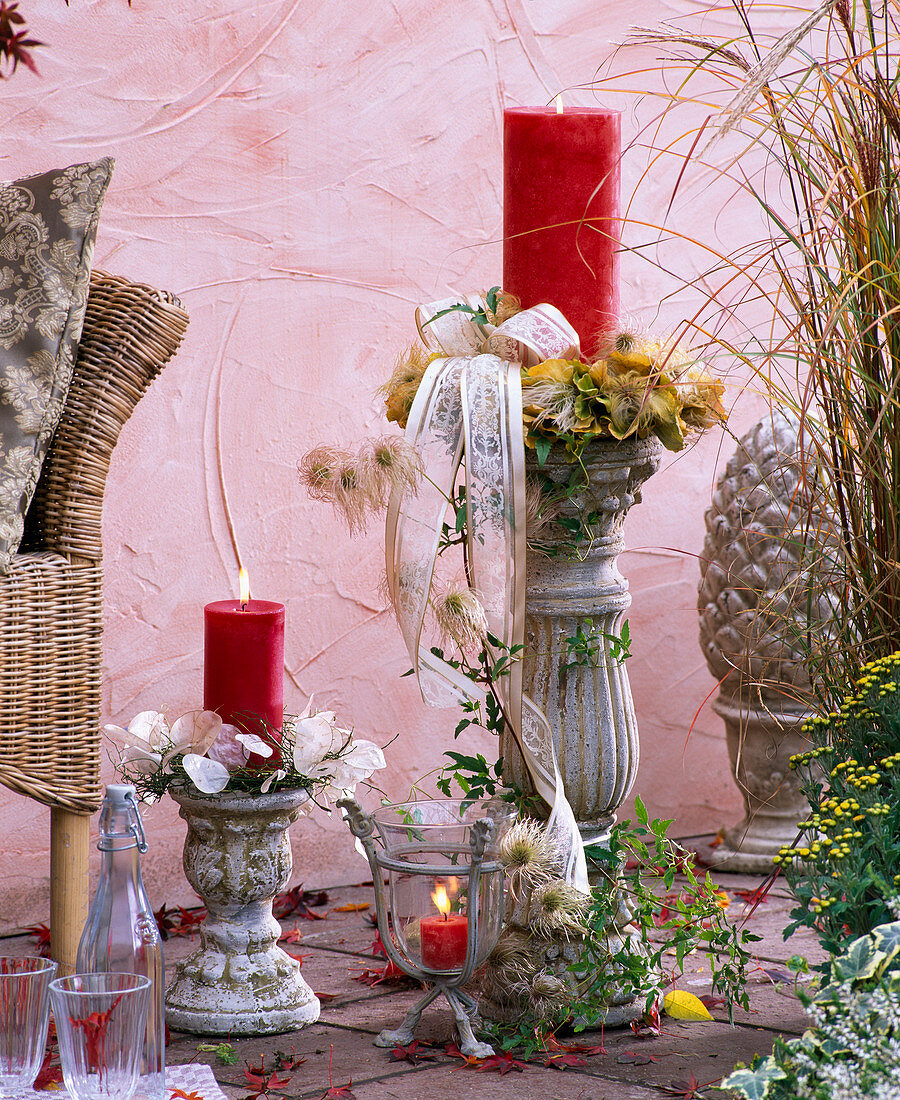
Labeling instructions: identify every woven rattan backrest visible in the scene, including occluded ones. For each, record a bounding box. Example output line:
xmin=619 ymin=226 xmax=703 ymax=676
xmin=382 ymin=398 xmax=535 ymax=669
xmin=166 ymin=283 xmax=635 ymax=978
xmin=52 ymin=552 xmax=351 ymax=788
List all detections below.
xmin=26 ymin=271 xmax=189 ymax=561
xmin=0 ymin=270 xmax=189 ymax=813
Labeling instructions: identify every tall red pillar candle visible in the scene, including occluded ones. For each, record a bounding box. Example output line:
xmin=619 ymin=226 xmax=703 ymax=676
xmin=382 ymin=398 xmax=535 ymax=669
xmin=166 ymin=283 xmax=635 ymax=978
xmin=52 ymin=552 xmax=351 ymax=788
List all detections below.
xmin=503 ymin=106 xmax=621 ymax=358
xmin=203 ymin=599 xmax=285 ymax=763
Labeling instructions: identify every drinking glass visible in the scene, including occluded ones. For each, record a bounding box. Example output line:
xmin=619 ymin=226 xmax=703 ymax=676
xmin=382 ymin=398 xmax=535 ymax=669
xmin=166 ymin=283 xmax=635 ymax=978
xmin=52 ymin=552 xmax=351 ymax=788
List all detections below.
xmin=50 ymin=973 xmax=150 ymax=1100
xmin=0 ymin=956 xmax=57 ymax=1095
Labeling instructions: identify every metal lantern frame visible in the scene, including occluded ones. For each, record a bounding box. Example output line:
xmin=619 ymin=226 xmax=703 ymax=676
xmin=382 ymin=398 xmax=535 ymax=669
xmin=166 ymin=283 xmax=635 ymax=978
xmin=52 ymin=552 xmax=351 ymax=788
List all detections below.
xmin=338 ymin=797 xmax=502 ymax=1058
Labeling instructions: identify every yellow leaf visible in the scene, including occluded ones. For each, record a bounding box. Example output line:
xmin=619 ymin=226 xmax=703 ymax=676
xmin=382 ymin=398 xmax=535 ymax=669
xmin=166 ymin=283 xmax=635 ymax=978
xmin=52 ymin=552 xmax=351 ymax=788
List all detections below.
xmin=663 ymin=990 xmax=714 ymax=1021
xmin=332 ymin=902 xmax=370 ymax=912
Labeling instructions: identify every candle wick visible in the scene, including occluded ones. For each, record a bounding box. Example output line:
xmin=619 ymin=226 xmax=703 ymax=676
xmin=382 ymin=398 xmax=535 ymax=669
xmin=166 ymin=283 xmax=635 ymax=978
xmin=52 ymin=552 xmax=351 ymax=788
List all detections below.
xmin=241 ymin=601 xmax=248 ymax=612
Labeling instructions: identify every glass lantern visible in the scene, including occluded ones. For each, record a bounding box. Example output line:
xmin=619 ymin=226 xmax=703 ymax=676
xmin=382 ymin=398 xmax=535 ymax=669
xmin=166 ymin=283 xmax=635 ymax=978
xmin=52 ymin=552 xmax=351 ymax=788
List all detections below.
xmin=339 ymin=797 xmax=513 ymax=1058
xmin=372 ymin=800 xmax=512 ymax=975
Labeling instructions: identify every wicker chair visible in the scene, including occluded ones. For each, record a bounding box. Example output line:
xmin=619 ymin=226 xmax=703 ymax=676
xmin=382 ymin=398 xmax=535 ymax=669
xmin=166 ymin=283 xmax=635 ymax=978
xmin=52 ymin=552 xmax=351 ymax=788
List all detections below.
xmin=0 ymin=271 xmax=189 ymax=972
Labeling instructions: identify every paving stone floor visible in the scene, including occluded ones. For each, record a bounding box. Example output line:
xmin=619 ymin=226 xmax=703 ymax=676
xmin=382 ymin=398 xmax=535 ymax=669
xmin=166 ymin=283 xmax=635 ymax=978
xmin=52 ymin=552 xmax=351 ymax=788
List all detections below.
xmin=1 ymin=843 xmax=825 ymax=1100
xmin=160 ymin=851 xmax=821 ymax=1100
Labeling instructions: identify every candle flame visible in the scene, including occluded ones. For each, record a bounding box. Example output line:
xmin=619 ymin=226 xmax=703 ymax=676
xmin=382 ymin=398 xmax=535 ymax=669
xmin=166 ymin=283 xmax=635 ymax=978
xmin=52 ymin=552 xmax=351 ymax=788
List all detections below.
xmin=555 ymin=93 xmax=564 ymax=115
xmin=431 ymin=884 xmax=451 ymax=918
xmin=239 ymin=567 xmax=251 ymax=606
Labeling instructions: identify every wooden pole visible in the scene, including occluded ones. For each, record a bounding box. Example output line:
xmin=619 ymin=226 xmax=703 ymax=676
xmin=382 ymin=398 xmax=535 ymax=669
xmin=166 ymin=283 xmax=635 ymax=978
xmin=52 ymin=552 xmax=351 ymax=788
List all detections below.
xmin=49 ymin=808 xmax=91 ymax=975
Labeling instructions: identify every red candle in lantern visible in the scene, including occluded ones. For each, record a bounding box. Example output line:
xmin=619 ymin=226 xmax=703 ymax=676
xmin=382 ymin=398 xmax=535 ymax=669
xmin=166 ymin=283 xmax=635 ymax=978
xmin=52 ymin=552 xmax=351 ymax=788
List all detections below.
xmin=503 ymin=104 xmax=621 ymax=358
xmin=203 ymin=569 xmax=285 ymax=764
xmin=419 ymin=884 xmax=469 ymax=970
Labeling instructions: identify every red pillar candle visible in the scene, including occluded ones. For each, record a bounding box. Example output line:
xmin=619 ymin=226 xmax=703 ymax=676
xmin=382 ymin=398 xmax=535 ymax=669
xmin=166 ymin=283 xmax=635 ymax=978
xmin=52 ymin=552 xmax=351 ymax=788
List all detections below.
xmin=203 ymin=598 xmax=285 ymax=761
xmin=420 ymin=912 xmax=469 ymax=970
xmin=503 ymin=105 xmax=621 ymax=358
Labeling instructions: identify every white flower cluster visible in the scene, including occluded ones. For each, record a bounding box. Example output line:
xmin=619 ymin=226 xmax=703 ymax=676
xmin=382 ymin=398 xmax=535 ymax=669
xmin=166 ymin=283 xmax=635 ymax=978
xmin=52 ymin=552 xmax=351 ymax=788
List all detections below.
xmin=105 ymin=702 xmax=385 ymax=799
xmin=787 ymin=980 xmax=900 ymax=1100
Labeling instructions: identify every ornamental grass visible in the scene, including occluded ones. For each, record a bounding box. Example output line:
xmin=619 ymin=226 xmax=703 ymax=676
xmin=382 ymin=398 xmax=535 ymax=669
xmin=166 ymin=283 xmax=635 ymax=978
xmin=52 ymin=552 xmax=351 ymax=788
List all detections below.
xmin=607 ymin=0 xmax=900 ymax=709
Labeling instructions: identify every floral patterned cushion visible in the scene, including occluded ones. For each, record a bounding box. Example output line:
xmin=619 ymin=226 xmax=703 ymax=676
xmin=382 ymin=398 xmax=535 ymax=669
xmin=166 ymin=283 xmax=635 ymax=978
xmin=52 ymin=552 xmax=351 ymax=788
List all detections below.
xmin=0 ymin=157 xmax=113 ymax=571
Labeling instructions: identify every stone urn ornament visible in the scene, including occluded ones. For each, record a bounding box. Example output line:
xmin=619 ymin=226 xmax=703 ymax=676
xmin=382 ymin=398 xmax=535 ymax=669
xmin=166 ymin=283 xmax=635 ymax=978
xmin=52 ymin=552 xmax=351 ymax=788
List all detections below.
xmin=698 ymin=411 xmax=837 ymax=870
xmin=164 ymin=786 xmax=320 ymax=1035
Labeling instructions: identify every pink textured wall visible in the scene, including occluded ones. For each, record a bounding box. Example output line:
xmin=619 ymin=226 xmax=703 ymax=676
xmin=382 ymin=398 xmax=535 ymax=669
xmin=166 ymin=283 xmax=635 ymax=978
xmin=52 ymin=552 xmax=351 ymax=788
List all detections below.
xmin=0 ymin=0 xmax=787 ymax=929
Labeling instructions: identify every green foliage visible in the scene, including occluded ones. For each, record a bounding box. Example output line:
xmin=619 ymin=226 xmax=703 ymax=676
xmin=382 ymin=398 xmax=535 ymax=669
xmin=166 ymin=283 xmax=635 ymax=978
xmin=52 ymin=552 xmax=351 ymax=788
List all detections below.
xmin=572 ymin=804 xmax=757 ymax=1028
xmin=420 ymin=287 xmax=502 ymax=330
xmin=197 ymin=1042 xmax=238 ymax=1066
xmin=562 ymin=619 xmax=630 ymax=671
xmin=724 ymin=921 xmax=900 ymax=1099
xmin=436 ymin=751 xmax=503 ymax=801
xmin=779 ymin=652 xmax=900 ymax=955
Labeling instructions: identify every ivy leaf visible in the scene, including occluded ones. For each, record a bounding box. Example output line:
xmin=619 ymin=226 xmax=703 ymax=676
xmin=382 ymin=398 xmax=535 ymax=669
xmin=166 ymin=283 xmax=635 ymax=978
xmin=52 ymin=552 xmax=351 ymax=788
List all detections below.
xmin=722 ymin=1061 xmax=786 ymax=1099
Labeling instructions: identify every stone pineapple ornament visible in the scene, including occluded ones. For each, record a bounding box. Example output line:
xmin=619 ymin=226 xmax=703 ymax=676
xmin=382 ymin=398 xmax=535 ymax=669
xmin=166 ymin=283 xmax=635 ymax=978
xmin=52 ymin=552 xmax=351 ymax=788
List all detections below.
xmin=697 ymin=410 xmax=837 ymax=870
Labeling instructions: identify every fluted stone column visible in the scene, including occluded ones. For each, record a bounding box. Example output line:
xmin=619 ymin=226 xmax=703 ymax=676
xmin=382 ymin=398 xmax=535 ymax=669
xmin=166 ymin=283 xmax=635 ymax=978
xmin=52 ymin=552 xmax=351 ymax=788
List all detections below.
xmin=503 ymin=437 xmax=661 ymax=845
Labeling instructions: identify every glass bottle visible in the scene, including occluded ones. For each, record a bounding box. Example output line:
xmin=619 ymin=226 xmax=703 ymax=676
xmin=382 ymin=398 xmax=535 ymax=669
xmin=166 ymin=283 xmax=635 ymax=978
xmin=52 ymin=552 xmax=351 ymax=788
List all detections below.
xmin=76 ymin=784 xmax=165 ymax=1100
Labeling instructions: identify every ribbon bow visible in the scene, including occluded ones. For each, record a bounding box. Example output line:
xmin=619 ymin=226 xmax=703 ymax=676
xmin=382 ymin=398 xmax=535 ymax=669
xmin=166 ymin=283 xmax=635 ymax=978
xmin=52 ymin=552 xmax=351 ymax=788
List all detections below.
xmin=385 ymin=296 xmax=589 ymax=893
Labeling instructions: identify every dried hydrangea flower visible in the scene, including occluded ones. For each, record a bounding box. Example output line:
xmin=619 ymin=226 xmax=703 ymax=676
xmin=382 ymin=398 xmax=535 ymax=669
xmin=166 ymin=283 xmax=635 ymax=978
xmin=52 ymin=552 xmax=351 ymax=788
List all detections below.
xmin=431 ymin=581 xmax=489 ymax=652
xmin=531 ymin=880 xmax=590 ymax=940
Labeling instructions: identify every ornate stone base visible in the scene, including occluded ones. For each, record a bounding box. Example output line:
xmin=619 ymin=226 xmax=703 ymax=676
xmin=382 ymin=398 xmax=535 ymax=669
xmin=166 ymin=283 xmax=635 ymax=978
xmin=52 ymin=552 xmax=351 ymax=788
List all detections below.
xmin=164 ymin=787 xmax=320 ymax=1036
xmin=706 ymin=694 xmax=813 ymax=874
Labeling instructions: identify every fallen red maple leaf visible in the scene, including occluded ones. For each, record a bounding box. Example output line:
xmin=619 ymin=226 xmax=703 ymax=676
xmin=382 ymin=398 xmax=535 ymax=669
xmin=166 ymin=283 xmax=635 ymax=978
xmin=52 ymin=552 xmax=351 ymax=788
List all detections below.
xmin=698 ymin=994 xmax=726 ymax=1010
xmin=320 ymin=1043 xmax=356 ymax=1099
xmin=32 ymin=1045 xmax=63 ymax=1089
xmin=26 ymin=922 xmax=51 ymax=957
xmin=544 ymin=1034 xmax=607 ymax=1057
xmin=543 ymin=1050 xmax=587 ymax=1070
xmin=350 ymin=958 xmax=411 ymax=986
xmin=243 ymin=1059 xmax=292 ymax=1095
xmin=389 ymin=1040 xmax=437 ymax=1065
xmin=445 ymin=1041 xmax=484 ymax=1070
xmin=476 ymin=1052 xmax=528 ymax=1074
xmin=617 ymin=1050 xmax=659 ymax=1065
xmin=659 ymin=1069 xmax=722 ymax=1098
xmin=279 ymin=926 xmax=304 ymax=944
xmin=170 ymin=1090 xmax=204 ymax=1100
xmin=273 ymin=1047 xmax=307 ymax=1071
xmin=734 ymin=883 xmax=771 ymax=906
xmin=273 ymin=883 xmax=329 ymax=921
xmin=630 ymin=998 xmax=662 ymax=1039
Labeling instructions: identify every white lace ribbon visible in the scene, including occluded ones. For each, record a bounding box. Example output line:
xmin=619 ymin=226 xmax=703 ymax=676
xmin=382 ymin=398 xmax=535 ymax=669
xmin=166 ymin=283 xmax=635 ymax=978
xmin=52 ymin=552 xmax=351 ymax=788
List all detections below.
xmin=385 ymin=297 xmax=589 ymax=893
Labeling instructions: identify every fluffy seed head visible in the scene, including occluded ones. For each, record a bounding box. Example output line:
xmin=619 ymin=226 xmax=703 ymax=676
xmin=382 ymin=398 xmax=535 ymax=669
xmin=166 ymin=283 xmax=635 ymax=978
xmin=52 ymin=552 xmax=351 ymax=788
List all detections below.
xmin=524 ymin=476 xmax=560 ymax=550
xmin=359 ymin=435 xmax=423 ymax=503
xmin=500 ymin=818 xmax=561 ymax=897
xmin=532 ymin=880 xmax=590 ymax=940
xmin=431 ymin=582 xmax=489 ymax=652
xmin=298 ymin=445 xmax=352 ymax=501
xmin=528 ymin=969 xmax=571 ymax=1023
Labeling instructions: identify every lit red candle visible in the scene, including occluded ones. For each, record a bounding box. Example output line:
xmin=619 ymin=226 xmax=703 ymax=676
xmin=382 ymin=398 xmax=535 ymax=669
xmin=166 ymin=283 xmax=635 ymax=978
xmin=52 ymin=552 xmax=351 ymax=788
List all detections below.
xmin=203 ymin=568 xmax=285 ymax=765
xmin=420 ymin=884 xmax=468 ymax=971
xmin=503 ymin=102 xmax=621 ymax=357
